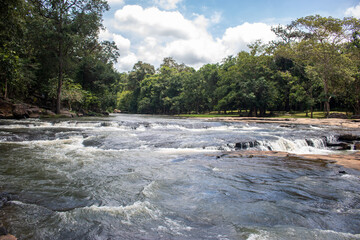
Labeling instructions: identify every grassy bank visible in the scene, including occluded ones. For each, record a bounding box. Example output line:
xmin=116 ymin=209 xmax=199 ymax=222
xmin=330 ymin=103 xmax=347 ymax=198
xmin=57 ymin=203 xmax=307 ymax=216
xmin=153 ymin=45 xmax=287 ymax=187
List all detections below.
xmin=177 ymin=111 xmax=350 ymax=119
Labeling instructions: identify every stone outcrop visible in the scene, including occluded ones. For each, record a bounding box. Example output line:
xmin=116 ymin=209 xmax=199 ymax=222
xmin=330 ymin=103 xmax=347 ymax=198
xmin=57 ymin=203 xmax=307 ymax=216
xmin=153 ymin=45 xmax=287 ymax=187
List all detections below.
xmin=328 ymin=113 xmax=348 ymax=119
xmin=0 ymin=98 xmax=56 ymax=119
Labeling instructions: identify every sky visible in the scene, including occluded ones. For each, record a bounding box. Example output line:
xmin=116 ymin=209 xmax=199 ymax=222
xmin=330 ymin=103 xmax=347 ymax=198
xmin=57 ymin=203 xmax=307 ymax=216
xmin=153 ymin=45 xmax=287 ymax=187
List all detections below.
xmin=100 ymin=0 xmax=360 ymax=72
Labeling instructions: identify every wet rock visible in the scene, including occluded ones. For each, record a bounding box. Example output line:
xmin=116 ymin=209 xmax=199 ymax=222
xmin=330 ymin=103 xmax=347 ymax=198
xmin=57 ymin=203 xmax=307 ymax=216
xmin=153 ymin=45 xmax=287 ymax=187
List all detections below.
xmin=339 ymin=170 xmax=347 ymax=174
xmin=351 ymin=115 xmax=360 ymax=119
xmin=12 ymin=104 xmax=30 ymax=119
xmin=0 ymin=98 xmax=56 ymax=119
xmin=235 ymin=141 xmax=260 ymax=150
xmin=0 ymin=193 xmax=12 ymax=208
xmin=0 ymin=98 xmax=13 ymax=118
xmin=326 ymin=142 xmax=352 ymax=150
xmin=355 ymin=143 xmax=360 ymax=150
xmin=0 ymin=224 xmax=8 ymax=235
xmin=306 ymin=139 xmax=314 ymax=147
xmin=338 ymin=134 xmax=360 ymax=142
xmin=59 ymin=110 xmax=75 ymax=118
xmin=328 ymin=113 xmax=348 ymax=119
xmin=280 ymin=124 xmax=296 ymax=128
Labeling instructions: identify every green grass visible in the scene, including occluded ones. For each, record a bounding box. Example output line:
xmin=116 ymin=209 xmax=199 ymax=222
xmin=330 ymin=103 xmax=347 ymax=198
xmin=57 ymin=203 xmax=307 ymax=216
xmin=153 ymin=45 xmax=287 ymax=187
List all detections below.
xmin=176 ymin=113 xmax=239 ymax=118
xmin=177 ymin=111 xmax=349 ymax=119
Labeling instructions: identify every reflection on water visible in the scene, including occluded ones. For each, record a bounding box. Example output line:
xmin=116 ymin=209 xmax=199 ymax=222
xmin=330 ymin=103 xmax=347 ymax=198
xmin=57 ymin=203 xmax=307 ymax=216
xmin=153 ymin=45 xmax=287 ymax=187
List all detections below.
xmin=0 ymin=114 xmax=359 ymax=239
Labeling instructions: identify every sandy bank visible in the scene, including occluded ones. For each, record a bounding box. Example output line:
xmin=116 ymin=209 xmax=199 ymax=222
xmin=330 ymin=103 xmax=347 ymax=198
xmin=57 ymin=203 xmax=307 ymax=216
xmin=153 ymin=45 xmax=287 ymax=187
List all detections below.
xmin=209 ymin=117 xmax=360 ymax=129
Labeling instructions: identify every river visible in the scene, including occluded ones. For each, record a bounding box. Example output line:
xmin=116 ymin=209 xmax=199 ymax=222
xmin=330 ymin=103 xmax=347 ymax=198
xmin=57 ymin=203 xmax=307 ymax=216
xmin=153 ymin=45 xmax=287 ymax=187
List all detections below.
xmin=0 ymin=114 xmax=359 ymax=239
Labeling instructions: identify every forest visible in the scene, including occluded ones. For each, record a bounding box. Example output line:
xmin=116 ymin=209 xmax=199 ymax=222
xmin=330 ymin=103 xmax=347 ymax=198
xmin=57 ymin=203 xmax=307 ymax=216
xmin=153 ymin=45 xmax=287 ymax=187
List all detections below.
xmin=1 ymin=0 xmax=360 ymax=117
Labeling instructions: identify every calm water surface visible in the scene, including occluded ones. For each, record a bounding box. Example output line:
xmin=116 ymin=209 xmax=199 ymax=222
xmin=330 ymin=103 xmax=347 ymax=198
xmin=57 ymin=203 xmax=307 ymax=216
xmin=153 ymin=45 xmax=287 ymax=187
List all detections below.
xmin=0 ymin=114 xmax=359 ymax=239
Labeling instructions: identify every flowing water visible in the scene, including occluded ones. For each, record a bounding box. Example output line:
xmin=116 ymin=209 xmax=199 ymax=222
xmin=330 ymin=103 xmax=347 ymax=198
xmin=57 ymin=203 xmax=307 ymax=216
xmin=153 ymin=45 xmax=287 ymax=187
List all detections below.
xmin=0 ymin=114 xmax=359 ymax=239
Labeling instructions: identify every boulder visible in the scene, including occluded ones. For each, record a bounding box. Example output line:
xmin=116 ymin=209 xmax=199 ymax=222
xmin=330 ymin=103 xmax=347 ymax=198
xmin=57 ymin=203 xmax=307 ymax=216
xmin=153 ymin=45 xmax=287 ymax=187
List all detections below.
xmin=338 ymin=134 xmax=360 ymax=142
xmin=326 ymin=142 xmax=352 ymax=150
xmin=328 ymin=113 xmax=348 ymax=119
xmin=0 ymin=224 xmax=8 ymax=236
xmin=351 ymin=115 xmax=360 ymax=119
xmin=59 ymin=110 xmax=75 ymax=118
xmin=235 ymin=141 xmax=260 ymax=150
xmin=12 ymin=104 xmax=30 ymax=119
xmin=0 ymin=99 xmax=13 ymax=118
xmin=0 ymin=193 xmax=14 ymax=208
xmin=113 ymin=109 xmax=121 ymax=113
xmin=355 ymin=143 xmax=360 ymax=150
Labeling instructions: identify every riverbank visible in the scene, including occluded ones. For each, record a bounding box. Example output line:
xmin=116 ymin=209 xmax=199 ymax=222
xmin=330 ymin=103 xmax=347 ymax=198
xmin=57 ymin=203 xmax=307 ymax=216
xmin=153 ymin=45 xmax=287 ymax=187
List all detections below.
xmin=207 ymin=117 xmax=360 ymax=129
xmin=0 ymin=98 xmax=109 ymax=119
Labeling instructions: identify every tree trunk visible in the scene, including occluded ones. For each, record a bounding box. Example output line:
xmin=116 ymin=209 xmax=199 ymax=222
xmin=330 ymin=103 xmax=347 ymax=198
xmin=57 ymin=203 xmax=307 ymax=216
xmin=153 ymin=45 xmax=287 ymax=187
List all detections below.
xmin=4 ymin=77 xmax=8 ymax=99
xmin=56 ymin=54 xmax=63 ymax=114
xmin=323 ymin=78 xmax=330 ymax=117
xmin=56 ymin=4 xmax=64 ymax=114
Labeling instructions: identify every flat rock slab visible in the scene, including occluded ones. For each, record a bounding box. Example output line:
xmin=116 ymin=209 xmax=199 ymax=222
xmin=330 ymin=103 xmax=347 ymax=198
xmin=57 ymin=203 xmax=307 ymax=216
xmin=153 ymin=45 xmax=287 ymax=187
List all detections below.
xmin=222 ymin=150 xmax=360 ymax=170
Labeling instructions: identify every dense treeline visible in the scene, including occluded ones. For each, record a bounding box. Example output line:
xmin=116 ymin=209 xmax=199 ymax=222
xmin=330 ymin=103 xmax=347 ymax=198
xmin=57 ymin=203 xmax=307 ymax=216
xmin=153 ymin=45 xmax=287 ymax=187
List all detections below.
xmin=1 ymin=0 xmax=360 ymax=117
xmin=118 ymin=16 xmax=360 ymax=116
xmin=1 ymin=0 xmax=120 ymax=114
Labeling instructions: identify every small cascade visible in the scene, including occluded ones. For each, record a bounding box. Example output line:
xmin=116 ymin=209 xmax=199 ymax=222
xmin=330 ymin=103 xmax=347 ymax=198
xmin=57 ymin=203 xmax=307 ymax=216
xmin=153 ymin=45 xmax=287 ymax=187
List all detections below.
xmin=234 ymin=136 xmax=330 ymax=154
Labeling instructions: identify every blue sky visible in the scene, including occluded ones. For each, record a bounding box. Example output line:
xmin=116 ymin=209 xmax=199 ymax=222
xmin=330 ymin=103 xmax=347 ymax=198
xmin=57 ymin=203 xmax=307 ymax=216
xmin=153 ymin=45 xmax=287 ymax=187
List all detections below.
xmin=101 ymin=0 xmax=360 ymax=72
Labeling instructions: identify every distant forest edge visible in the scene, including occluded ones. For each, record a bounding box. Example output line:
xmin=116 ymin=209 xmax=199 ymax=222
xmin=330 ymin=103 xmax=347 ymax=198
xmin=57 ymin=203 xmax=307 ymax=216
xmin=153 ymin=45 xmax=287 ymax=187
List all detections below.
xmin=1 ymin=0 xmax=360 ymax=117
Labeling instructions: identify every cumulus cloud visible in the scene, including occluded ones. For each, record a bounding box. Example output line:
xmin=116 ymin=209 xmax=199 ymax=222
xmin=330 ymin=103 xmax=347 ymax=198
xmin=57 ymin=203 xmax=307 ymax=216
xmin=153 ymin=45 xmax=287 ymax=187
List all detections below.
xmin=99 ymin=28 xmax=131 ymax=53
xmin=154 ymin=0 xmax=182 ymax=10
xmin=106 ymin=5 xmax=276 ymax=71
xmin=107 ymin=0 xmax=125 ymax=5
xmin=114 ymin=5 xmax=199 ymax=39
xmin=345 ymin=3 xmax=360 ymax=18
xmin=221 ymin=22 xmax=276 ymax=55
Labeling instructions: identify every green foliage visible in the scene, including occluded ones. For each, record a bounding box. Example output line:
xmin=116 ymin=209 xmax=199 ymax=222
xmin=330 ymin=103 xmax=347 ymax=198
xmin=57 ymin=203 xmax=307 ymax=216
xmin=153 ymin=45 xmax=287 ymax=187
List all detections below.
xmin=2 ymin=7 xmax=360 ymax=117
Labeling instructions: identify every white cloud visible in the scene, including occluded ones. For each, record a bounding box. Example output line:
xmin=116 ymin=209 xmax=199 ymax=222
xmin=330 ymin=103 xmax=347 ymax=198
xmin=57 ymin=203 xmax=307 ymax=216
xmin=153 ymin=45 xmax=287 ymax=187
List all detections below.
xmin=345 ymin=3 xmax=360 ymax=18
xmin=116 ymin=53 xmax=138 ymax=72
xmin=99 ymin=28 xmax=131 ymax=53
xmin=221 ymin=22 xmax=276 ymax=55
xmin=114 ymin=5 xmax=198 ymax=39
xmin=107 ymin=0 xmax=125 ymax=5
xmin=154 ymin=0 xmax=182 ymax=10
xmin=107 ymin=5 xmax=276 ymax=72
xmin=113 ymin=34 xmax=131 ymax=53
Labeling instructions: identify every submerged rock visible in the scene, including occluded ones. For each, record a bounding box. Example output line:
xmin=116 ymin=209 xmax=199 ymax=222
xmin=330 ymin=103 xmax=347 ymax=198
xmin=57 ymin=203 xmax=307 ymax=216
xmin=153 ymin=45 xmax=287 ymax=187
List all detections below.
xmin=0 ymin=193 xmax=14 ymax=208
xmin=326 ymin=142 xmax=352 ymax=150
xmin=0 ymin=224 xmax=7 ymax=236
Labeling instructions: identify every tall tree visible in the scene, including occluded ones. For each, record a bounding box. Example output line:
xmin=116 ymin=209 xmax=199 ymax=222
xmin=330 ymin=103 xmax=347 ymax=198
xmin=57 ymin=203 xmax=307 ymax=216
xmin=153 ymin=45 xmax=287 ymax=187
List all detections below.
xmin=30 ymin=0 xmax=109 ymax=113
xmin=274 ymin=15 xmax=357 ymax=116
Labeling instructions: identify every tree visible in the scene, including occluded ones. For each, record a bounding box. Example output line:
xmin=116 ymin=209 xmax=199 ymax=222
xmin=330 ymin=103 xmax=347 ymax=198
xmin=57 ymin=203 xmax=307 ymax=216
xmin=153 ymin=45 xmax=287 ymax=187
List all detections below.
xmin=30 ymin=0 xmax=109 ymax=113
xmin=274 ymin=15 xmax=358 ymax=116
